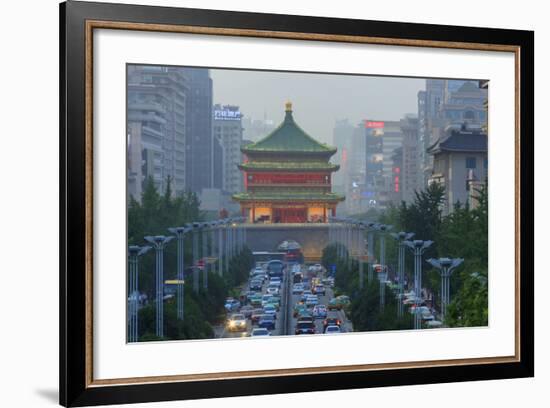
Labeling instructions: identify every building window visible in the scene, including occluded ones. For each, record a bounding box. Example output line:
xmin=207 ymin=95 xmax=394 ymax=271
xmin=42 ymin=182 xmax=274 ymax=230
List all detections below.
xmin=466 ymin=157 xmax=477 ymax=169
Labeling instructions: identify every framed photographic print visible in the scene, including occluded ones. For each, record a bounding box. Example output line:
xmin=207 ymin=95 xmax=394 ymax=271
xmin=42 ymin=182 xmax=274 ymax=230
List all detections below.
xmin=60 ymin=0 xmax=534 ymax=406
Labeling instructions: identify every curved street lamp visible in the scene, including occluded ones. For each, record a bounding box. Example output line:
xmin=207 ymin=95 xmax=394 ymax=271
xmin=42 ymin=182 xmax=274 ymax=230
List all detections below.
xmin=376 ymin=224 xmax=392 ymax=311
xmin=127 ymin=245 xmax=151 ymax=343
xmin=390 ymin=231 xmax=415 ymax=317
xmin=426 ymin=257 xmax=464 ymax=323
xmin=144 ymin=235 xmax=174 ymax=338
xmin=168 ymin=226 xmax=191 ymax=321
xmin=404 ymin=239 xmax=433 ymax=330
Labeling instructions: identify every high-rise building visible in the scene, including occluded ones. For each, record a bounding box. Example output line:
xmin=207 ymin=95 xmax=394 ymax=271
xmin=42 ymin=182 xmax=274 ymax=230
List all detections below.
xmin=213 ymin=104 xmax=244 ymax=194
xmin=364 ymin=120 xmax=403 ymax=209
xmin=127 ymin=65 xmax=187 ymax=200
xmin=183 ymin=67 xmax=213 ymax=194
xmin=400 ymin=115 xmax=420 ymax=203
xmin=332 ymin=119 xmax=354 ymax=193
xmin=391 ymin=146 xmax=403 ymax=204
xmin=332 ymin=120 xmax=368 ymax=215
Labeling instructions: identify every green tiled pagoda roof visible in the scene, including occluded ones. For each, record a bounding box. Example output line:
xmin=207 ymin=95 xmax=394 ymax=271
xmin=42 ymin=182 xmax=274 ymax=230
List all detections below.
xmin=238 ymin=161 xmax=340 ymax=172
xmin=233 ymin=191 xmax=345 ymax=202
xmin=242 ymin=103 xmax=337 ymax=155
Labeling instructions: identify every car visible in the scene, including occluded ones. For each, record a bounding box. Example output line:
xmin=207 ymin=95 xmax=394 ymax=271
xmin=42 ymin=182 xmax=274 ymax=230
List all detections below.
xmin=224 ymin=298 xmax=240 ymax=313
xmin=295 ymin=321 xmax=316 ymax=335
xmin=426 ymin=320 xmax=443 ymax=328
xmin=269 ymin=276 xmax=282 ymax=286
xmin=409 ymin=305 xmax=430 ymax=315
xmin=240 ymin=305 xmax=255 ymax=318
xmin=421 ymin=312 xmax=435 ymax=321
xmin=258 ymin=314 xmax=276 ymax=330
xmin=226 ymin=313 xmax=247 ymax=332
xmin=327 ymin=295 xmax=350 ymax=311
xmin=337 ymin=295 xmax=350 ymax=303
xmin=261 ymin=294 xmax=273 ymax=304
xmin=296 ymin=308 xmax=313 ymax=320
xmin=250 ymin=328 xmax=271 ymax=337
xmin=250 ymin=308 xmax=265 ymax=324
xmin=324 ymin=325 xmax=341 ymax=334
xmin=323 ymin=315 xmax=342 ymax=330
xmin=267 ymin=285 xmax=280 ymax=295
xmin=297 ymin=315 xmax=314 ymax=324
xmin=263 ymin=304 xmax=277 ymax=318
xmin=243 ymin=291 xmax=258 ymax=303
xmin=300 ymin=290 xmax=313 ymax=302
xmin=327 ymin=298 xmax=341 ymax=311
xmin=292 ymin=272 xmax=303 ymax=284
xmin=292 ymin=283 xmax=305 ymax=294
xmin=313 ymin=284 xmax=326 ymax=296
xmin=293 ymin=303 xmax=308 ymax=317
xmin=266 ymin=296 xmax=280 ymax=310
xmin=305 ymin=295 xmax=319 ymax=307
xmin=249 ymin=280 xmax=263 ymax=291
xmin=249 ymin=294 xmax=263 ymax=307
xmin=312 ymin=304 xmax=328 ymax=318
xmin=246 ymin=291 xmax=260 ymax=301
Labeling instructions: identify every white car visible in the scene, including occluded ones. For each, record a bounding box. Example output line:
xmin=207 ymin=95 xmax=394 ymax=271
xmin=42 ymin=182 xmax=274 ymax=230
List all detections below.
xmin=226 ymin=314 xmax=247 ymax=332
xmin=305 ymin=295 xmax=319 ymax=307
xmin=292 ymin=283 xmax=305 ymax=294
xmin=267 ymin=286 xmax=280 ymax=295
xmin=409 ymin=305 xmax=430 ymax=315
xmin=426 ymin=320 xmax=443 ymax=328
xmin=250 ymin=328 xmax=271 ymax=337
xmin=324 ymin=325 xmax=341 ymax=334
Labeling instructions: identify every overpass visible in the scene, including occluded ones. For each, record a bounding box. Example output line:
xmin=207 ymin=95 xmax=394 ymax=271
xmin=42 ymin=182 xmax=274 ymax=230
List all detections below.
xmin=244 ymin=223 xmax=329 ymax=261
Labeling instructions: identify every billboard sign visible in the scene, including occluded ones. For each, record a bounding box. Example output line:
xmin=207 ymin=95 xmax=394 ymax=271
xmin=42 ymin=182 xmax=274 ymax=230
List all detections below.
xmin=365 ymin=120 xmax=385 ymax=128
xmin=214 ymin=109 xmax=242 ymax=121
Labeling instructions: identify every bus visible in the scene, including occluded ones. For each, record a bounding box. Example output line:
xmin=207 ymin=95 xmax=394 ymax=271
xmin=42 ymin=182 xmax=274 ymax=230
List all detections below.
xmin=277 ymin=240 xmax=304 ymax=263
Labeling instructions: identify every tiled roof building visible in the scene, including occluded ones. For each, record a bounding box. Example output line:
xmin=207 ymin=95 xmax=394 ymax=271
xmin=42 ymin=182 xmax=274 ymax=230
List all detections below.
xmin=234 ymin=102 xmax=344 ymax=223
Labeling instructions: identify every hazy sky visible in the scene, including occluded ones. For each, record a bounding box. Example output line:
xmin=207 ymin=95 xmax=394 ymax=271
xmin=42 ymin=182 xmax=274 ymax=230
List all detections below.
xmin=211 ymin=69 xmax=425 ymax=144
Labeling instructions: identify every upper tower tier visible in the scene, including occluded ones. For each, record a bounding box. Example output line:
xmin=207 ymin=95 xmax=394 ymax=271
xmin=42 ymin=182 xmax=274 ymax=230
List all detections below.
xmin=241 ymin=102 xmax=337 ymax=160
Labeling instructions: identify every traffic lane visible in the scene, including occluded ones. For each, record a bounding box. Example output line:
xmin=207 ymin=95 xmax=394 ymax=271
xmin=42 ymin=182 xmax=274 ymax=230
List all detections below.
xmin=324 ymin=286 xmax=353 ymax=333
xmin=223 ymin=273 xmax=286 ymax=338
xmin=288 ymin=290 xmax=330 ymax=335
xmin=289 ymin=286 xmax=351 ymax=335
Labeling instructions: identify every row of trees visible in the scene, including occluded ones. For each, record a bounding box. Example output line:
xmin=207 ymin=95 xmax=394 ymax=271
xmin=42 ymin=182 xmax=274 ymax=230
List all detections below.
xmin=128 ymin=177 xmax=254 ymax=341
xmin=323 ymin=182 xmax=488 ymax=328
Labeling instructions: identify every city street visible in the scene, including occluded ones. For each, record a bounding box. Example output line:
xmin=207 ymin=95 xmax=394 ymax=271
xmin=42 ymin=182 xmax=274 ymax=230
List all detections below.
xmin=217 ymin=261 xmax=353 ymax=339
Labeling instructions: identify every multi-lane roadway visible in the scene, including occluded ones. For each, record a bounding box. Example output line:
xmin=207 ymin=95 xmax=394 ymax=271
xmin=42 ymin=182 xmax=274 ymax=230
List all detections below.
xmin=218 ymin=261 xmax=352 ymax=339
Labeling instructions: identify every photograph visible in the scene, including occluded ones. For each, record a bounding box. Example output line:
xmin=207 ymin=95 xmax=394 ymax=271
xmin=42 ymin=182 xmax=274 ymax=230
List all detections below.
xmin=126 ymin=65 xmax=489 ymax=342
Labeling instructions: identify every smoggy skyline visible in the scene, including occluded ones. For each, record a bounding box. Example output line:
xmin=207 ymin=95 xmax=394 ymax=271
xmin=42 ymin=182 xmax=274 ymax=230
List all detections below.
xmin=211 ymin=69 xmax=426 ymax=144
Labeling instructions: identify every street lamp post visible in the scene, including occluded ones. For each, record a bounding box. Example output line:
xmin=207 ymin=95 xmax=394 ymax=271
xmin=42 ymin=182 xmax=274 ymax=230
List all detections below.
xmin=144 ymin=235 xmax=174 ymax=338
xmin=390 ymin=231 xmax=415 ymax=318
xmin=167 ymin=226 xmax=191 ymax=321
xmin=358 ymin=223 xmax=366 ymax=290
xmin=189 ymin=223 xmax=201 ymax=293
xmin=366 ymin=222 xmax=377 ymax=282
xmin=225 ymin=218 xmax=231 ymax=274
xmin=201 ymin=222 xmax=209 ymax=290
xmin=376 ymin=224 xmax=392 ymax=311
xmin=127 ymin=245 xmax=151 ymax=343
xmin=217 ymin=220 xmax=224 ymax=276
xmin=426 ymin=257 xmax=464 ymax=323
xmin=404 ymin=239 xmax=433 ymax=330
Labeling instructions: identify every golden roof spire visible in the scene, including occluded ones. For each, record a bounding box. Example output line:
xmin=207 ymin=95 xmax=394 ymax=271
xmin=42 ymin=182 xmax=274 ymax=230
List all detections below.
xmin=285 ymin=100 xmax=293 ymax=112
